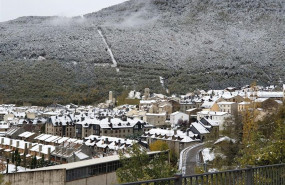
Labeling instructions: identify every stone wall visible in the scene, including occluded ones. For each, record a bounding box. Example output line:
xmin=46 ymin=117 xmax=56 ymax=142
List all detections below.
xmin=66 ymin=172 xmax=117 ymax=185
xmin=4 ymin=169 xmax=66 ymax=185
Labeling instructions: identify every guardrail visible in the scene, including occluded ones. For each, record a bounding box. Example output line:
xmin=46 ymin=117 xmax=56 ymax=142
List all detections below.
xmin=118 ymin=163 xmax=285 ymax=185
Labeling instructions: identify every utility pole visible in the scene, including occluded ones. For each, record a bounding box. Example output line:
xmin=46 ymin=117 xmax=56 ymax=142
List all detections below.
xmin=203 ymin=161 xmax=208 ymax=173
xmin=6 ymin=158 xmax=9 ymax=174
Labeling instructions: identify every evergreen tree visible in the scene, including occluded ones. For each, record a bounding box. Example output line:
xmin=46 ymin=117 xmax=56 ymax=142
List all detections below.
xmin=15 ymin=150 xmax=21 ymax=172
xmin=30 ymin=156 xmax=37 ymax=169
xmin=39 ymin=154 xmax=45 ymax=167
xmin=23 ymin=153 xmax=27 ymax=169
xmin=11 ymin=151 xmax=15 ymax=164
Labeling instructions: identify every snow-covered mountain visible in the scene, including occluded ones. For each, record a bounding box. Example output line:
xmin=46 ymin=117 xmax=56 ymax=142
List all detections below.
xmin=0 ymin=0 xmax=284 ymax=103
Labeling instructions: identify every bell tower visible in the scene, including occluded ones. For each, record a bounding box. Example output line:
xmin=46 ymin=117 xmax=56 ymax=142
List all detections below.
xmin=144 ymin=88 xmax=150 ymax=100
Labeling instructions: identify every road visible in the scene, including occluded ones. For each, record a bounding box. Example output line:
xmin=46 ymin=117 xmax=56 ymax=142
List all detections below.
xmin=180 ymin=143 xmax=204 ymax=175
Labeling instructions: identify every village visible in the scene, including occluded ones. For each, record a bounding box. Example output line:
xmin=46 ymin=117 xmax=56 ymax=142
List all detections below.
xmin=0 ymin=84 xmax=284 ymax=183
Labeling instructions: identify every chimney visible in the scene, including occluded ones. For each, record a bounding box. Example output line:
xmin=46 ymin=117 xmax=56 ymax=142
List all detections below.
xmin=61 ymin=147 xmax=67 ymax=154
xmin=109 ymin=91 xmax=113 ymax=102
xmin=9 ymin=139 xmax=13 ymax=148
xmin=122 ymin=116 xmax=127 ymax=121
xmin=108 ymin=117 xmax=111 ymax=123
xmin=55 ymin=146 xmax=60 ymax=153
xmin=81 ymin=117 xmax=85 ymax=121
xmin=1 ymin=138 xmax=4 ymax=144
xmin=174 ymin=129 xmax=177 ymax=136
xmin=24 ymin=143 xmax=28 ymax=154
xmin=39 ymin=145 xmax=42 ymax=152
xmin=16 ymin=141 xmax=20 ymax=148
xmin=105 ymin=138 xmax=109 ymax=144
xmin=29 ymin=143 xmax=33 ymax=149
xmin=48 ymin=147 xmax=51 ymax=159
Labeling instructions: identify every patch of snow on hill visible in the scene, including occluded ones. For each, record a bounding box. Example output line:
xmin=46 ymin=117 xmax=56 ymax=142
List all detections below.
xmin=202 ymin=148 xmax=215 ymax=162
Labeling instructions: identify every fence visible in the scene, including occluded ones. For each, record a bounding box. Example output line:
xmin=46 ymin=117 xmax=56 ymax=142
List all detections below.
xmin=118 ymin=163 xmax=285 ymax=185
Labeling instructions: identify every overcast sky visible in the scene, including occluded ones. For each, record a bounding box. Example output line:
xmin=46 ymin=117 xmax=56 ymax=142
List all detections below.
xmin=0 ymin=0 xmax=128 ymax=22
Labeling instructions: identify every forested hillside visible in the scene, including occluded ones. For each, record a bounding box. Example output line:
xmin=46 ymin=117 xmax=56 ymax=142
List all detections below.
xmin=0 ymin=0 xmax=284 ymax=104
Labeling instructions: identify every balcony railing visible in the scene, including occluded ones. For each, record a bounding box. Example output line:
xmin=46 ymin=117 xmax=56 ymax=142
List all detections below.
xmin=118 ymin=163 xmax=285 ymax=185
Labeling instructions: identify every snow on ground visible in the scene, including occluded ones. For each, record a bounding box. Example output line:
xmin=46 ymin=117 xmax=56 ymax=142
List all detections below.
xmin=1 ymin=163 xmax=29 ymax=174
xmin=214 ymin=136 xmax=236 ymax=145
xmin=128 ymin=90 xmax=141 ymax=99
xmin=202 ymin=148 xmax=215 ymax=162
xmin=159 ymin=76 xmax=169 ymax=93
xmin=208 ymin=168 xmax=218 ymax=172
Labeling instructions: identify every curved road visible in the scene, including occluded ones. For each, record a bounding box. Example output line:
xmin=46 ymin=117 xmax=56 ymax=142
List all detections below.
xmin=180 ymin=143 xmax=204 ymax=175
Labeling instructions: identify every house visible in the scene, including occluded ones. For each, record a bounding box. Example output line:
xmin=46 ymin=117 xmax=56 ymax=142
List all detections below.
xmin=26 ymin=111 xmax=37 ymax=119
xmin=197 ymin=111 xmax=230 ymax=130
xmin=0 ymin=121 xmax=9 ymax=133
xmin=4 ymin=113 xmax=14 ymax=122
xmin=189 ymin=122 xmax=210 ymax=141
xmin=169 ymin=99 xmax=180 ymax=113
xmin=199 ymin=118 xmax=219 ymax=139
xmin=75 ymin=116 xmax=153 ymax=139
xmin=238 ymin=101 xmax=251 ymax=112
xmin=158 ymin=101 xmax=173 ymax=119
xmin=5 ymin=126 xmax=25 ymax=139
xmin=97 ymin=117 xmax=152 ymax=138
xmin=18 ymin=131 xmax=36 ymax=142
xmin=141 ymin=128 xmax=200 ymax=155
xmin=180 ymin=101 xmax=196 ymax=113
xmin=186 ymin=108 xmax=201 ymax=122
xmin=0 ymin=112 xmax=6 ymax=121
xmin=200 ymin=101 xmax=219 ymax=112
xmin=170 ymin=111 xmax=189 ymax=128
xmin=145 ymin=113 xmax=167 ymax=127
xmin=217 ymin=94 xmax=244 ymax=104
xmin=139 ymin=100 xmax=156 ymax=111
xmin=46 ymin=112 xmax=153 ymax=139
xmin=217 ymin=102 xmax=238 ymax=115
xmin=0 ymin=136 xmax=53 ymax=161
xmin=84 ymin=135 xmax=138 ymax=155
xmin=256 ymin=92 xmax=283 ymax=101
xmin=126 ymin=109 xmax=146 ymax=121
xmin=46 ymin=115 xmax=75 ymax=138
